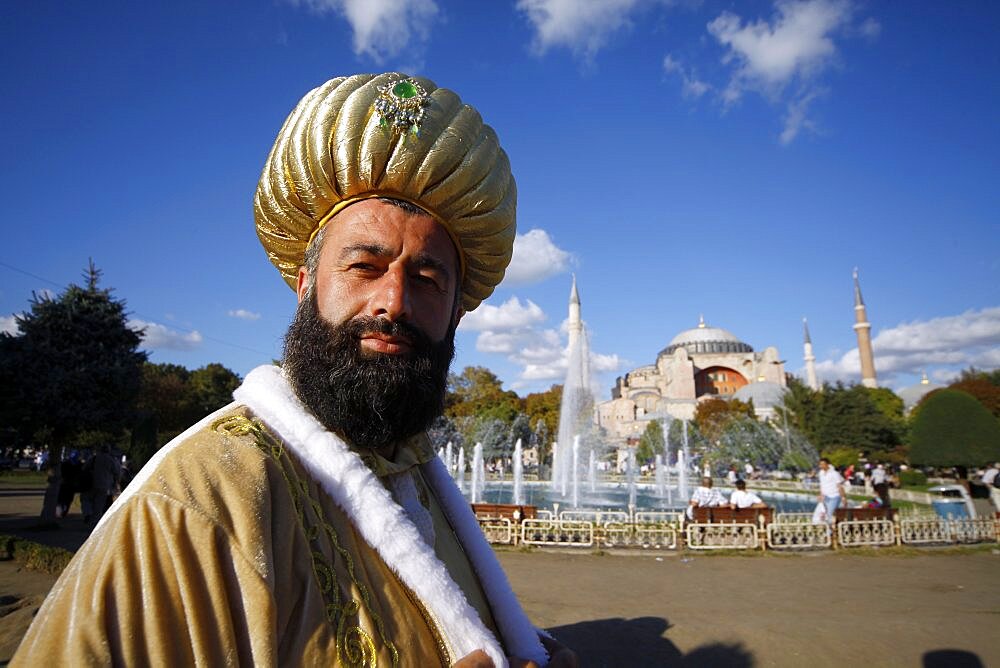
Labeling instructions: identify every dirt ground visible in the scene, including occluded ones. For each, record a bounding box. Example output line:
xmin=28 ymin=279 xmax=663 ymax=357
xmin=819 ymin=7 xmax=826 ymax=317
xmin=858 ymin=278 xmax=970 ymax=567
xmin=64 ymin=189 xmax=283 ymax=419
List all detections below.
xmin=2 ymin=484 xmax=999 ymax=667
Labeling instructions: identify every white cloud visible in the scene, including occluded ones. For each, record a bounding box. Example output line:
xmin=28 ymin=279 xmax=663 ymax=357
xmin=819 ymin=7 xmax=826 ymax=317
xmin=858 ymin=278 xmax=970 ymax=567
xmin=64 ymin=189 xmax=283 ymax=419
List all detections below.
xmin=289 ymin=0 xmax=439 ymax=62
xmin=504 ymin=229 xmax=573 ymax=286
xmin=463 ymin=294 xmax=623 ymax=390
xmin=707 ymin=0 xmax=858 ymax=143
xmin=779 ymin=87 xmax=823 ymax=144
xmin=813 ymin=307 xmax=1000 ymax=386
xmin=228 ymin=309 xmax=262 ymax=321
xmin=1 ymin=315 xmax=18 ymax=335
xmin=517 ymin=0 xmax=643 ymax=59
xmin=130 ymin=319 xmax=203 ymax=351
xmin=858 ymin=17 xmax=880 ymax=40
xmin=459 ymin=296 xmax=546 ymax=332
xmin=663 ymin=54 xmax=711 ymax=99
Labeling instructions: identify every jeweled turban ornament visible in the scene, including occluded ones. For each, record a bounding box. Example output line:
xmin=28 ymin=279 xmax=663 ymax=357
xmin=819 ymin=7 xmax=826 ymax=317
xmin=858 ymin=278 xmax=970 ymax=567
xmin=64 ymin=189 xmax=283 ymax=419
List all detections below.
xmin=253 ymin=72 xmax=517 ymax=312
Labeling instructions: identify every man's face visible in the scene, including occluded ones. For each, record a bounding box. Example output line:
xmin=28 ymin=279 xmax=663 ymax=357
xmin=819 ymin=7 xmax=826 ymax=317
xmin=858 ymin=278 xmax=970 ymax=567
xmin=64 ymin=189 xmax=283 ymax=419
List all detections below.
xmin=283 ymin=199 xmax=462 ymax=450
xmin=819 ymin=460 xmax=829 ymax=471
xmin=297 ymin=198 xmax=461 ymax=345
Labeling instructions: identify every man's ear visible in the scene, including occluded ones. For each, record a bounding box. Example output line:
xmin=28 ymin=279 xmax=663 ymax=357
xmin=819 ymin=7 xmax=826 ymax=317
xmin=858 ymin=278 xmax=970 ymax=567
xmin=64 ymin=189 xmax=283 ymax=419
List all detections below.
xmin=453 ymin=306 xmax=465 ymax=329
xmin=296 ymin=267 xmax=309 ymax=304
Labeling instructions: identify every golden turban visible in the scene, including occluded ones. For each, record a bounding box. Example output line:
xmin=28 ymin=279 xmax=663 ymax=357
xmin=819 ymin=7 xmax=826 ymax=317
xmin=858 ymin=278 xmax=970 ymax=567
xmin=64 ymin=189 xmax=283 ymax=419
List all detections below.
xmin=254 ymin=72 xmax=516 ymax=312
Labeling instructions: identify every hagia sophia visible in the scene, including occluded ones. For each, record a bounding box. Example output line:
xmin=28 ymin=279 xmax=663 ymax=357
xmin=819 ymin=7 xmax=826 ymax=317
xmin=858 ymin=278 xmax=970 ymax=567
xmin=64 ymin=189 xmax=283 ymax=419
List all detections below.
xmin=573 ymin=270 xmax=941 ymax=447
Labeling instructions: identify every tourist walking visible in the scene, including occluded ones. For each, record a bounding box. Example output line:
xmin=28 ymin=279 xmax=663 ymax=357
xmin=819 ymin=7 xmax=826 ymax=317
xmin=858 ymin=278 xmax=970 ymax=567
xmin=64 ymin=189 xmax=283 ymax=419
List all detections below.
xmin=817 ymin=457 xmax=847 ymax=524
xmin=88 ymin=445 xmax=120 ymax=524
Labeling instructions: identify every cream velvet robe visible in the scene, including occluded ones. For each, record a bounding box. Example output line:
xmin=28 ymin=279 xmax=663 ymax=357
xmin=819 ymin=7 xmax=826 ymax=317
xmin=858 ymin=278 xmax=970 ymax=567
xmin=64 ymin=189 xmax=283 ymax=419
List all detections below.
xmin=14 ymin=365 xmax=547 ymax=667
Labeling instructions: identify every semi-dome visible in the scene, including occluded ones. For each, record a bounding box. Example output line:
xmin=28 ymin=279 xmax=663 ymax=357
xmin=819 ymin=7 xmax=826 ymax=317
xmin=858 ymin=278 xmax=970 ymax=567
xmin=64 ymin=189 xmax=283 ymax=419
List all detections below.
xmin=733 ymin=381 xmax=788 ymax=411
xmin=660 ymin=316 xmax=753 ymax=357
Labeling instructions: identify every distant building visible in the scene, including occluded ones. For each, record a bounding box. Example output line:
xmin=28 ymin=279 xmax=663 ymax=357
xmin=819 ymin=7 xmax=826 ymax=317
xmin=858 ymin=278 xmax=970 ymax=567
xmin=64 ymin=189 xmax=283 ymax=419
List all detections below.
xmin=898 ymin=372 xmax=944 ymax=413
xmin=595 ymin=316 xmax=786 ymax=444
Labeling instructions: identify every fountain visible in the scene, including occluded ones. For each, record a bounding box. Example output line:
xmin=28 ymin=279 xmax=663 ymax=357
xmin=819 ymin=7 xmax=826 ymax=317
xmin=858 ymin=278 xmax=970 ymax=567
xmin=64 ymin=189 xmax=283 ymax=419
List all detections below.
xmin=553 ymin=276 xmax=595 ymax=504
xmin=655 ymin=454 xmax=666 ymax=498
xmin=457 ymin=446 xmax=466 ymax=493
xmin=588 ymin=448 xmax=597 ymax=494
xmin=445 ymin=441 xmax=454 ymax=477
xmin=461 ymin=277 xmax=818 ymax=517
xmin=571 ymin=435 xmax=580 ymax=508
xmin=626 ymin=448 xmax=637 ymax=509
xmin=678 ymin=420 xmax=690 ymax=501
xmin=470 ymin=442 xmax=484 ymax=503
xmin=512 ymin=438 xmax=524 ymax=505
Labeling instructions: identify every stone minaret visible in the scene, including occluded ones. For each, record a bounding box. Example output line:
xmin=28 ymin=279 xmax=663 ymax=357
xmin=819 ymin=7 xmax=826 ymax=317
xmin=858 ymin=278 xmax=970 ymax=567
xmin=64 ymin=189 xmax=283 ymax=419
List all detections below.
xmin=852 ymin=268 xmax=878 ymax=388
xmin=568 ymin=274 xmax=582 ymax=353
xmin=567 ymin=274 xmax=589 ymax=382
xmin=803 ymin=317 xmax=819 ymax=391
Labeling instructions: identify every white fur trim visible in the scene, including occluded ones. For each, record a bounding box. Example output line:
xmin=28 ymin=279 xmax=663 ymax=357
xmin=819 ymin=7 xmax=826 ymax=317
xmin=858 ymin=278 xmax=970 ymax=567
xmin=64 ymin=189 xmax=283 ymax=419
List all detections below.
xmin=423 ymin=457 xmax=549 ymax=665
xmin=235 ymin=365 xmax=534 ymax=666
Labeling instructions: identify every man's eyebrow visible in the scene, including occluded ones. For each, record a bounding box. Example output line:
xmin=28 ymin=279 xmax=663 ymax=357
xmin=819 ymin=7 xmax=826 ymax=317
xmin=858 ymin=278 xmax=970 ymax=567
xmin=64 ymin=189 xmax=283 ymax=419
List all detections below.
xmin=338 ymin=244 xmax=453 ymax=281
xmin=411 ymin=252 xmax=452 ymax=281
xmin=339 ymin=243 xmax=390 ymax=260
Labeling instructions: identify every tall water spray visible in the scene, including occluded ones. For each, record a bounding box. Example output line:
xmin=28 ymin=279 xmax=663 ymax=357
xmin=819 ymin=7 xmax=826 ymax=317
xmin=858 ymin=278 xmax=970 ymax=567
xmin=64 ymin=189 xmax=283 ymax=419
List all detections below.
xmin=655 ymin=454 xmax=666 ymax=498
xmin=571 ymin=436 xmax=580 ymax=508
xmin=555 ymin=312 xmax=594 ymax=499
xmin=627 ymin=448 xmax=637 ymax=508
xmin=512 ymin=438 xmax=524 ymax=505
xmin=470 ymin=442 xmax=484 ymax=503
xmin=588 ymin=448 xmax=597 ymax=494
xmin=457 ymin=446 xmax=466 ymax=493
xmin=445 ymin=441 xmax=454 ymax=478
xmin=678 ymin=420 xmax=690 ymax=500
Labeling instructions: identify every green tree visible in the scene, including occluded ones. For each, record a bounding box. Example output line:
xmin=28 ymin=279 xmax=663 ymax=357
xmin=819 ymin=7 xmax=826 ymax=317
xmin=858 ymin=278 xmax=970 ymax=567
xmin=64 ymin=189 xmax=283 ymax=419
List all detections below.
xmin=813 ymin=383 xmax=902 ymax=454
xmin=948 ymin=370 xmax=1000 ymax=418
xmin=909 ymin=389 xmax=1000 ymax=466
xmin=0 ymin=262 xmax=146 ymax=520
xmin=531 ymin=418 xmax=551 ymax=473
xmin=130 ymin=362 xmax=242 ymax=467
xmin=188 ymin=363 xmax=241 ymax=414
xmin=694 ymin=397 xmax=754 ymax=443
xmin=636 ymin=419 xmax=665 ymax=464
xmin=524 ymin=384 xmax=561 ymax=445
xmin=445 ymin=366 xmax=522 ymax=425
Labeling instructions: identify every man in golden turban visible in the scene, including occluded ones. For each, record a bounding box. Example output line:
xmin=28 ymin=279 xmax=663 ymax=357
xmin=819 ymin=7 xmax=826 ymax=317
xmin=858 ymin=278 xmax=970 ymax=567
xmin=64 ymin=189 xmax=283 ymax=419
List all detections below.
xmin=15 ymin=73 xmax=575 ymax=667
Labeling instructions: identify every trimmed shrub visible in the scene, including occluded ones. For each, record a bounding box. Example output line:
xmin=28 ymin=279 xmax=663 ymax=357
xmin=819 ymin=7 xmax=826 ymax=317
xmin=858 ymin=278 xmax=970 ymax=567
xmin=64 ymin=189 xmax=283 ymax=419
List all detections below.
xmin=898 ymin=469 xmax=928 ymax=487
xmin=0 ymin=534 xmax=74 ymax=575
xmin=909 ymin=389 xmax=1000 ymax=467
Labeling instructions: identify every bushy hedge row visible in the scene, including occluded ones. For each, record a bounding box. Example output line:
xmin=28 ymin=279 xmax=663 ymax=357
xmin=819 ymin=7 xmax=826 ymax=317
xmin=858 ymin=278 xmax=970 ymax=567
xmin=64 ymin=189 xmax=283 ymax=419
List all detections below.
xmin=899 ymin=469 xmax=928 ymax=487
xmin=0 ymin=534 xmax=74 ymax=574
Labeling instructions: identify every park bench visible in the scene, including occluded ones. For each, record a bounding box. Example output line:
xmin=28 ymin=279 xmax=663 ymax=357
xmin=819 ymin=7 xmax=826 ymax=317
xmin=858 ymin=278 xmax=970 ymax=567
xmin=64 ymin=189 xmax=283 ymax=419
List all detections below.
xmin=470 ymin=502 xmax=537 ymax=521
xmin=686 ymin=506 xmax=773 ymax=550
xmin=691 ymin=506 xmax=774 ymax=526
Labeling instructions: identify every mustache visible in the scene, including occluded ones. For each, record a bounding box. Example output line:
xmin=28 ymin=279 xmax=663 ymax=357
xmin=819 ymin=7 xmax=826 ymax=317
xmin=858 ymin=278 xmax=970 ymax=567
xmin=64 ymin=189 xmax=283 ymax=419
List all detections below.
xmin=340 ymin=315 xmax=431 ymax=350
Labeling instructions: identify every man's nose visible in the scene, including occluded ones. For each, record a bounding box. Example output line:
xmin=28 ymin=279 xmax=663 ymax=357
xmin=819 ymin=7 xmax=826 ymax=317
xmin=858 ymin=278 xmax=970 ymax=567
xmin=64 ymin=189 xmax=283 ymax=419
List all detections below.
xmin=369 ymin=266 xmax=411 ymax=321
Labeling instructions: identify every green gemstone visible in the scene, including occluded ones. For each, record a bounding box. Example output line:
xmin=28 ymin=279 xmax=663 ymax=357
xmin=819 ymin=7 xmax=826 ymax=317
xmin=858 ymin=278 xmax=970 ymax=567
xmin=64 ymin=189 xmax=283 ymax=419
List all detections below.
xmin=392 ymin=81 xmax=419 ymax=99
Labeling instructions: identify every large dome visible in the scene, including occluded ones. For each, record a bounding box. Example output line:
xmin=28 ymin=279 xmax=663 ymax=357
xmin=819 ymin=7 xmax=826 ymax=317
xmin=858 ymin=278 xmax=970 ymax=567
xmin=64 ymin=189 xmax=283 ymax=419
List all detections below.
xmin=898 ymin=374 xmax=945 ymax=411
xmin=660 ymin=317 xmax=753 ymax=357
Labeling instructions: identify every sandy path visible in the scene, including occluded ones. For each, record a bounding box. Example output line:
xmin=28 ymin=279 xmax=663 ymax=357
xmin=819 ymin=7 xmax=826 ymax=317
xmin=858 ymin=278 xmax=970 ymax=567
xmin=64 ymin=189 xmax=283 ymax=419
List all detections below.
xmin=497 ymin=549 xmax=1000 ymax=667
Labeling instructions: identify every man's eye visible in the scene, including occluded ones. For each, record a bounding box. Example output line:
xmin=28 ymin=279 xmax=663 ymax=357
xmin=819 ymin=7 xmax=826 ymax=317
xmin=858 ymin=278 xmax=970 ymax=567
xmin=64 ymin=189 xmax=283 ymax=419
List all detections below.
xmin=416 ymin=273 xmax=444 ymax=289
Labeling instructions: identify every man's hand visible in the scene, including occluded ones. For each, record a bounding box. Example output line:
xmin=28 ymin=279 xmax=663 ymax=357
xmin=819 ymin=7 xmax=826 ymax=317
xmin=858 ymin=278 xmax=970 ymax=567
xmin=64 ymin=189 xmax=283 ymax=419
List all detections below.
xmin=453 ymin=650 xmax=494 ymax=667
xmin=539 ymin=633 xmax=578 ymax=667
xmin=454 ymin=634 xmax=578 ymax=668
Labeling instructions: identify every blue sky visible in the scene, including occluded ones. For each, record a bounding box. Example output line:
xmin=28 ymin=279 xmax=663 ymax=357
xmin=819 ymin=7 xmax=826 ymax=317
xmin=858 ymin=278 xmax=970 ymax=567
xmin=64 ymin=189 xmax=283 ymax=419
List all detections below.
xmin=1 ymin=0 xmax=998 ymax=399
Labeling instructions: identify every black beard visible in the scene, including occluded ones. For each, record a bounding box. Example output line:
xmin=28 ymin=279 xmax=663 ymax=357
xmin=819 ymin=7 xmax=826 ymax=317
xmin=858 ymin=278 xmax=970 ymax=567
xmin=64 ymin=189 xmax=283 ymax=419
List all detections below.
xmin=282 ymin=293 xmax=455 ymax=451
